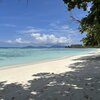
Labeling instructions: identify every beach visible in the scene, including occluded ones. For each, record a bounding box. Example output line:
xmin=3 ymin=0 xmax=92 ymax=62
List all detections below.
xmin=0 ymin=53 xmax=83 ymax=84
xmin=0 ymin=49 xmax=100 ymax=100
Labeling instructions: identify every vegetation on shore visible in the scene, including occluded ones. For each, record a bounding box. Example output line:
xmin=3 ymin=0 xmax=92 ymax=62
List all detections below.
xmin=65 ymin=44 xmax=100 ymax=48
xmin=63 ymin=0 xmax=100 ymax=47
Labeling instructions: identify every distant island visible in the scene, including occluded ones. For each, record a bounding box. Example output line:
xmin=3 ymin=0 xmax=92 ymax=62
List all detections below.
xmin=0 ymin=44 xmax=99 ymax=49
xmin=23 ymin=45 xmax=65 ymax=48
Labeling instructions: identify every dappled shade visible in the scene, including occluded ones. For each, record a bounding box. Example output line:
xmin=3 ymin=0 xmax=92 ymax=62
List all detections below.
xmin=0 ymin=54 xmax=100 ymax=100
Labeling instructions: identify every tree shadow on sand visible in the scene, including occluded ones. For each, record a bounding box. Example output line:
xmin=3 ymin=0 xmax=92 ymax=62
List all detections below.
xmin=0 ymin=54 xmax=100 ymax=100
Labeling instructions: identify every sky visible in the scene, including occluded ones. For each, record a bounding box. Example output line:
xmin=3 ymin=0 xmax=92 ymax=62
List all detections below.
xmin=0 ymin=0 xmax=88 ymax=47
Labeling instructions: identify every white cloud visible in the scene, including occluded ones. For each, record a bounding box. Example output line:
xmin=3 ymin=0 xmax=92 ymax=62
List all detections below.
xmin=20 ymin=24 xmax=78 ymax=35
xmin=6 ymin=40 xmax=13 ymax=43
xmin=16 ymin=23 xmax=82 ymax=46
xmin=49 ymin=24 xmax=78 ymax=35
xmin=15 ymin=38 xmax=23 ymax=43
xmin=0 ymin=40 xmax=14 ymax=44
xmin=3 ymin=38 xmax=30 ymax=44
xmin=20 ymin=27 xmax=42 ymax=34
xmin=31 ymin=33 xmax=71 ymax=45
xmin=15 ymin=38 xmax=30 ymax=44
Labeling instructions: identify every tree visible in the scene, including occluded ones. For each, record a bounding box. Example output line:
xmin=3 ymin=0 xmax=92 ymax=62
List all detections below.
xmin=63 ymin=0 xmax=100 ymax=46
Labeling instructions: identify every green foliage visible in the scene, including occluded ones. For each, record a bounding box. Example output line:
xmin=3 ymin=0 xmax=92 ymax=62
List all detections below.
xmin=63 ymin=0 xmax=100 ymax=47
xmin=65 ymin=44 xmax=83 ymax=48
xmin=63 ymin=0 xmax=91 ymax=11
xmin=82 ymin=34 xmax=98 ymax=46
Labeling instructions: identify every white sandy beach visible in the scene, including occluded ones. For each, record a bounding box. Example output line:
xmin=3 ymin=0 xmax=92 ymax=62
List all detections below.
xmin=0 ymin=50 xmax=97 ymax=84
xmin=0 ymin=49 xmax=100 ymax=100
xmin=0 ymin=54 xmax=81 ymax=84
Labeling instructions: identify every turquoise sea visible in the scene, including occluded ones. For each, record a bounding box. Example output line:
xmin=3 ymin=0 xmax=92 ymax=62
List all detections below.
xmin=0 ymin=48 xmax=96 ymax=68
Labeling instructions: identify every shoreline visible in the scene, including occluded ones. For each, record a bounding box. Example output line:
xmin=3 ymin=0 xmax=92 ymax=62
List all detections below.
xmin=0 ymin=48 xmax=99 ymax=84
xmin=0 ymin=48 xmax=97 ymax=71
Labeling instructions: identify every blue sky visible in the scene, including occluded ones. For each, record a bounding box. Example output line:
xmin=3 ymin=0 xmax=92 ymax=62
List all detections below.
xmin=0 ymin=0 xmax=88 ymax=47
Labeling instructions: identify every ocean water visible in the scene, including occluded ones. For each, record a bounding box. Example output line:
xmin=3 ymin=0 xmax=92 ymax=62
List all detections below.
xmin=0 ymin=48 xmax=96 ymax=67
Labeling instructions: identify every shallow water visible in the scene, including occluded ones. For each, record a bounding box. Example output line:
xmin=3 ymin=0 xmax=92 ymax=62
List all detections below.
xmin=0 ymin=48 xmax=96 ymax=67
